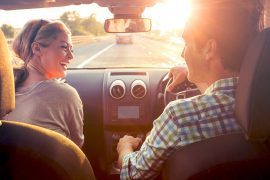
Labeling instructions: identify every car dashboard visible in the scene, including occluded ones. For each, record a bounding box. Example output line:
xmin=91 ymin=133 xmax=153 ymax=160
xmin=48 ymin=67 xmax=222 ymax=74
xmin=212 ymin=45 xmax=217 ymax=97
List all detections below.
xmin=66 ymin=68 xmax=168 ymax=178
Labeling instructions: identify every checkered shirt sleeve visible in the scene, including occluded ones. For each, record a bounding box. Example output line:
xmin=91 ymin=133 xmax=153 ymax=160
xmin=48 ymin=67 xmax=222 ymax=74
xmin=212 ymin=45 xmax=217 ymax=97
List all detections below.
xmin=120 ymin=77 xmax=242 ymax=179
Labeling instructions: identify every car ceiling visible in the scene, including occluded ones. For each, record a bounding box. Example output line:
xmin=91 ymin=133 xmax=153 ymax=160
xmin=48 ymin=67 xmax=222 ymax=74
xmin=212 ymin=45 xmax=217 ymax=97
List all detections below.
xmin=0 ymin=0 xmax=163 ymax=10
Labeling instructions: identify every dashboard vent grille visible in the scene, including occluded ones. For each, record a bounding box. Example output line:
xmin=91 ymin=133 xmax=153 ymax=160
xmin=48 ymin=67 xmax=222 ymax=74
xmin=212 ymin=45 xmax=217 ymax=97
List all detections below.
xmin=110 ymin=80 xmax=126 ymax=99
xmin=131 ymin=80 xmax=147 ymax=99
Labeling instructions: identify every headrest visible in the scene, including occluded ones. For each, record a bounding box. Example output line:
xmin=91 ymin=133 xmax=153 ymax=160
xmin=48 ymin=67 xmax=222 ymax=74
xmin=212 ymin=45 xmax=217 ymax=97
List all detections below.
xmin=0 ymin=29 xmax=15 ymax=118
xmin=236 ymin=28 xmax=270 ymax=142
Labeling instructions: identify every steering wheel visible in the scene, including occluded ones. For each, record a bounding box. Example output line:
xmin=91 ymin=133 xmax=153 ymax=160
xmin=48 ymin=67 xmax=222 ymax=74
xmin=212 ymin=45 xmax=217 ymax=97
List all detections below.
xmin=163 ymin=76 xmax=201 ymax=106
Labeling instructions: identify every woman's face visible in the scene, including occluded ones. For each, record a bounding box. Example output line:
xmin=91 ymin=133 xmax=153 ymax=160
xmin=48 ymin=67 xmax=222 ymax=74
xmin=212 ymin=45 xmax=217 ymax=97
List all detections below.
xmin=39 ymin=32 xmax=73 ymax=79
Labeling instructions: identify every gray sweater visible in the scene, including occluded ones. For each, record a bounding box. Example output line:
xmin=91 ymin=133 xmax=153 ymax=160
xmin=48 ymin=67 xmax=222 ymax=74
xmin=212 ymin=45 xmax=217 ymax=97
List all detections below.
xmin=4 ymin=79 xmax=84 ymax=147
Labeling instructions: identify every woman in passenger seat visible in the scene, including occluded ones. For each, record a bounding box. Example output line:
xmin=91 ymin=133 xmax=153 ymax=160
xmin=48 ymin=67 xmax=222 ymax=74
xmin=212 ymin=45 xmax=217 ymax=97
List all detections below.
xmin=3 ymin=19 xmax=84 ymax=148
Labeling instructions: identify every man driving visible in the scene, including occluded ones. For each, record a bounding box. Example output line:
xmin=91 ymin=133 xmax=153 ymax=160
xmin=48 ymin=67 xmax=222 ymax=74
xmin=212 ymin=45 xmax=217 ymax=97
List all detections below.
xmin=117 ymin=0 xmax=264 ymax=179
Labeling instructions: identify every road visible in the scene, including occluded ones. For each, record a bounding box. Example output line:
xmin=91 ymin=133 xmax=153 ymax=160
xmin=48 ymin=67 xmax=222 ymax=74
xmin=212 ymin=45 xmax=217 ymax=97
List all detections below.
xmin=69 ymin=35 xmax=185 ymax=68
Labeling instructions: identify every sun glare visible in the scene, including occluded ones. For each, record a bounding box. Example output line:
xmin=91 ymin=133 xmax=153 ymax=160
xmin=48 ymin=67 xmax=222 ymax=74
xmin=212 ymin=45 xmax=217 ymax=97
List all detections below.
xmin=0 ymin=0 xmax=191 ymax=30
xmin=143 ymin=0 xmax=191 ymax=32
xmin=0 ymin=4 xmax=111 ymax=28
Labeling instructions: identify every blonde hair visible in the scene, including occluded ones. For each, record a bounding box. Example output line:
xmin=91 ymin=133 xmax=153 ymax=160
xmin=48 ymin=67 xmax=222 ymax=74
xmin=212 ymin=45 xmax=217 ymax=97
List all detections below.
xmin=13 ymin=19 xmax=71 ymax=90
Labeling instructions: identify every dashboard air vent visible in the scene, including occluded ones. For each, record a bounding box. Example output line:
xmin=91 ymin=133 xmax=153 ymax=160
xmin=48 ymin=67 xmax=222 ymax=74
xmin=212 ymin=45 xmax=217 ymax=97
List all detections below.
xmin=131 ymin=80 xmax=147 ymax=99
xmin=109 ymin=80 xmax=126 ymax=99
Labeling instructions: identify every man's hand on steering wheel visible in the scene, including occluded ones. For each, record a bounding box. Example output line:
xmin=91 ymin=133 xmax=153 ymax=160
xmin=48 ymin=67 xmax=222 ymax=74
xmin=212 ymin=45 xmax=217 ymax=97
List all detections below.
xmin=163 ymin=65 xmax=201 ymax=106
xmin=166 ymin=65 xmax=188 ymax=92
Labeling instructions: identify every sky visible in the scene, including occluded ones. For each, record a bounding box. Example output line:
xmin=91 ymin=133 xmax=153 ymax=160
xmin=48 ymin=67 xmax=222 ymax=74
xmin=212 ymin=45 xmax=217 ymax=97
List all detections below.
xmin=0 ymin=0 xmax=191 ymax=32
xmin=0 ymin=3 xmax=111 ymax=28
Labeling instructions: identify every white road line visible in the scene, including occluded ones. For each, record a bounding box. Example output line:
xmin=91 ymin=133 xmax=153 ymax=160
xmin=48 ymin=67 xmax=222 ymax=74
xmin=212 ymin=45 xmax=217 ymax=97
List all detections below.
xmin=76 ymin=43 xmax=115 ymax=68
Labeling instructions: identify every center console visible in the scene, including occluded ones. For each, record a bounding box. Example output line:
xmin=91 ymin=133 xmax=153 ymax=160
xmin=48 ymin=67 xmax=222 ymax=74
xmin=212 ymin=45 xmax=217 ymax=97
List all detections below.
xmin=103 ymin=70 xmax=153 ymax=173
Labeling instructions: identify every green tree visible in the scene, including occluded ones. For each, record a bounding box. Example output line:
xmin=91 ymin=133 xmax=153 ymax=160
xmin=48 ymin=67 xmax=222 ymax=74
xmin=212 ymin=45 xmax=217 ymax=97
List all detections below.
xmin=1 ymin=24 xmax=15 ymax=38
xmin=60 ymin=11 xmax=106 ymax=36
xmin=60 ymin=11 xmax=88 ymax=35
xmin=82 ymin=14 xmax=106 ymax=36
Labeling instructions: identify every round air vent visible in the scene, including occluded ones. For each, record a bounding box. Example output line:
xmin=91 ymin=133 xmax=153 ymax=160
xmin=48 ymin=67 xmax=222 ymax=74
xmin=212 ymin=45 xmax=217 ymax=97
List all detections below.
xmin=109 ymin=80 xmax=126 ymax=99
xmin=131 ymin=80 xmax=147 ymax=99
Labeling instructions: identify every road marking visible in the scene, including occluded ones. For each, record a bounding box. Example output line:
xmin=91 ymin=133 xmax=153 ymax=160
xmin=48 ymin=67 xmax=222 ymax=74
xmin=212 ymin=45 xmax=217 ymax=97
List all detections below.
xmin=76 ymin=43 xmax=115 ymax=68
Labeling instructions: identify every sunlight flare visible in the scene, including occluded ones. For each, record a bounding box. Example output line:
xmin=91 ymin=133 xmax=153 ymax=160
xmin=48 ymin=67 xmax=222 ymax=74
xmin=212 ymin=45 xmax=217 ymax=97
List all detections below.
xmin=143 ymin=0 xmax=191 ymax=31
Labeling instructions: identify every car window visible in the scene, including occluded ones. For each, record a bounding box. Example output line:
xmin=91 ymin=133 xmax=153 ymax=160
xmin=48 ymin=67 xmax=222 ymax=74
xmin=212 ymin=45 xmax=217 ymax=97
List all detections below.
xmin=0 ymin=0 xmax=190 ymax=69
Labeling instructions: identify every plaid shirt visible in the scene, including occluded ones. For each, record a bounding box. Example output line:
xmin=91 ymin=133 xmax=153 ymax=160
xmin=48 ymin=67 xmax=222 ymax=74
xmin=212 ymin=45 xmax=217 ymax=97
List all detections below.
xmin=120 ymin=77 xmax=242 ymax=179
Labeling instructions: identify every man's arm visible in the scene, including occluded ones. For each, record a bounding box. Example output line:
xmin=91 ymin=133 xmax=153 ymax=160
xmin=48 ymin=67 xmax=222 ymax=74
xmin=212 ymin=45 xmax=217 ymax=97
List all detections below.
xmin=117 ymin=135 xmax=142 ymax=168
xmin=117 ymin=107 xmax=180 ymax=179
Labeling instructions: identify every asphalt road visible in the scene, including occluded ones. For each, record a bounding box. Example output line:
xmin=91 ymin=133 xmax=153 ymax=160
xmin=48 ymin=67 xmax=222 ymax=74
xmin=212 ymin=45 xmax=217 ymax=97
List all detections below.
xmin=69 ymin=35 xmax=185 ymax=69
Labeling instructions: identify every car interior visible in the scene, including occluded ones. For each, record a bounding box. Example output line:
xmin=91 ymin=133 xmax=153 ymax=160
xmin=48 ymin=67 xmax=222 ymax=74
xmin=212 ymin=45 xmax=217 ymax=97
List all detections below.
xmin=0 ymin=0 xmax=270 ymax=179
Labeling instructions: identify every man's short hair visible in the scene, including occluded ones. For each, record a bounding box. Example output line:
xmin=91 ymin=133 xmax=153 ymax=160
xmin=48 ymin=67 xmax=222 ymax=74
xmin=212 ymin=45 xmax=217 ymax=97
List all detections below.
xmin=187 ymin=0 xmax=264 ymax=72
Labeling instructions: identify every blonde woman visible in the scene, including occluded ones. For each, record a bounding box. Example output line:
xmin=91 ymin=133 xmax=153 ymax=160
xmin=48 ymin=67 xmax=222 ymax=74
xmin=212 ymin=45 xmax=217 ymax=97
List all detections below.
xmin=4 ymin=19 xmax=84 ymax=148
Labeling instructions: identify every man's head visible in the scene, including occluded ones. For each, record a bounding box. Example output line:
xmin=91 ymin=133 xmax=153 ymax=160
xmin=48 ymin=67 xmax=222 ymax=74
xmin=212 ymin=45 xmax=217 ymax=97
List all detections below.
xmin=182 ymin=0 xmax=263 ymax=84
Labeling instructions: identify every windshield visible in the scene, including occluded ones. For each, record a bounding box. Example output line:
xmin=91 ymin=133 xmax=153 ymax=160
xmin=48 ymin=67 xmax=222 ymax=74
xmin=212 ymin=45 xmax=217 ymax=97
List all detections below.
xmin=0 ymin=0 xmax=190 ymax=69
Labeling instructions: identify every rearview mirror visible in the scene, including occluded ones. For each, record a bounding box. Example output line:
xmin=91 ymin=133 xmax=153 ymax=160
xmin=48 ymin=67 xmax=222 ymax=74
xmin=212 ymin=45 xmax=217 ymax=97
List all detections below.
xmin=104 ymin=18 xmax=151 ymax=33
